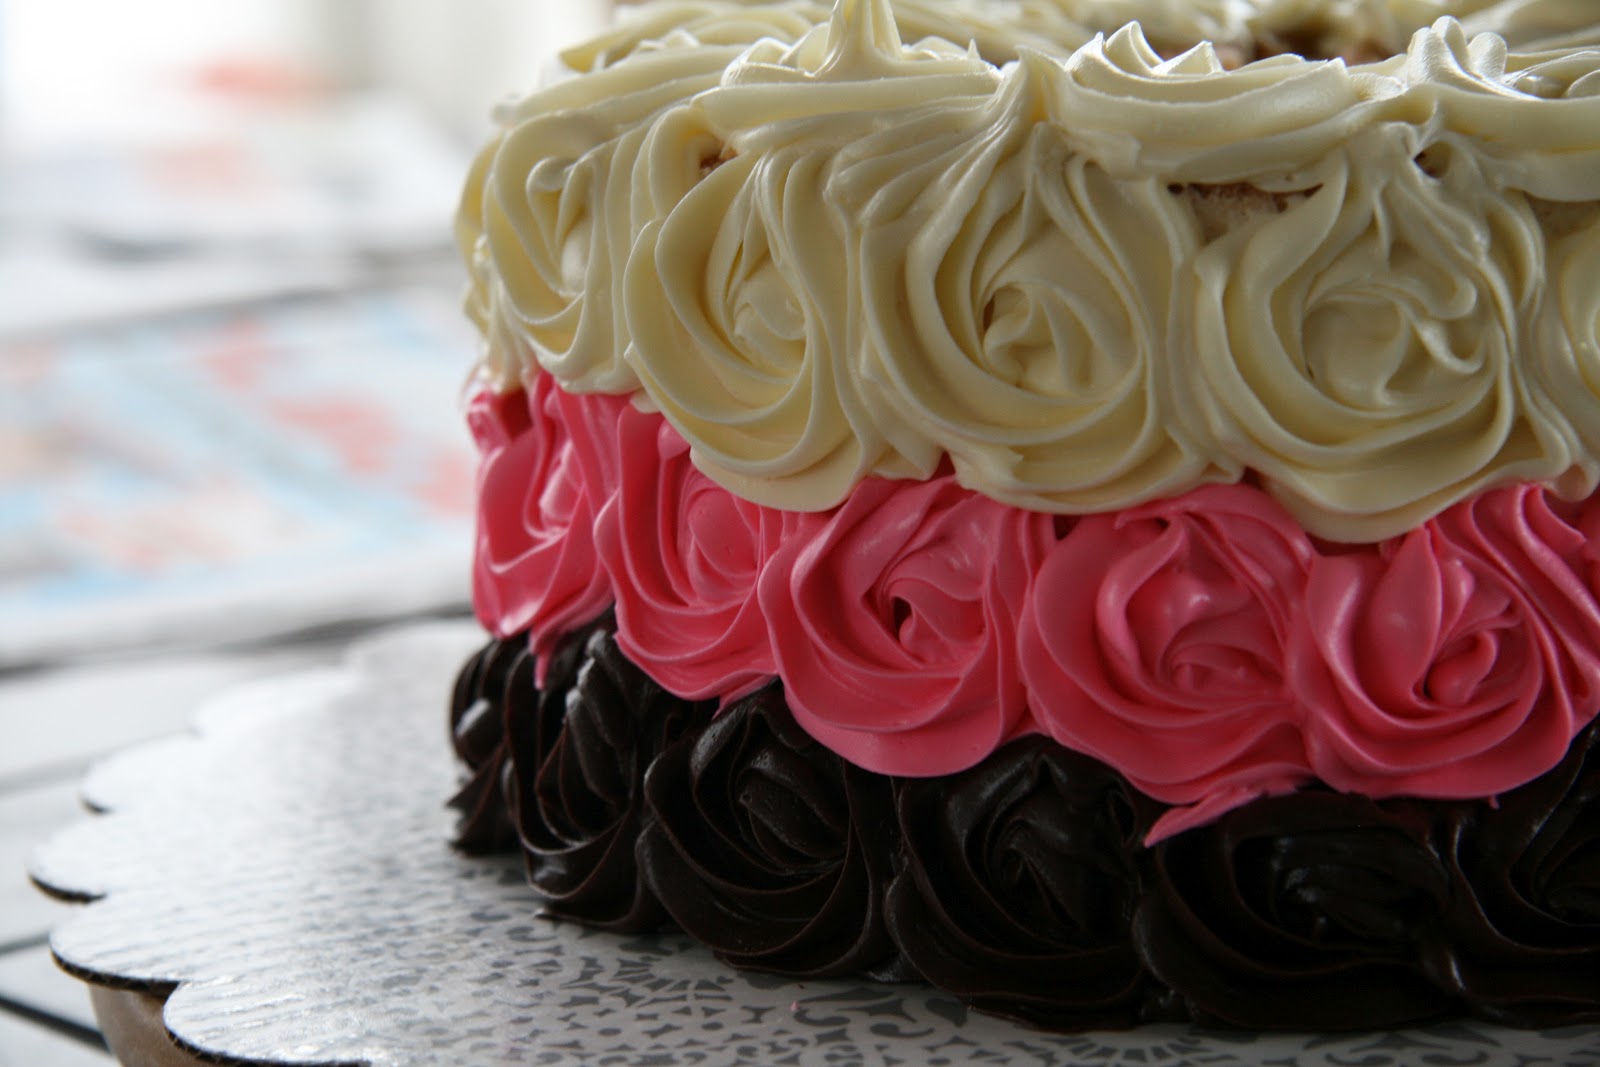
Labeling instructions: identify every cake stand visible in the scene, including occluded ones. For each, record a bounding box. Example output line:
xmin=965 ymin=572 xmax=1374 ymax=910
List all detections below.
xmin=30 ymin=623 xmax=1600 ymax=1067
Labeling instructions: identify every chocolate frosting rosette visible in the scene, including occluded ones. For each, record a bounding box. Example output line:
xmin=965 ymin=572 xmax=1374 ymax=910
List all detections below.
xmin=448 ymin=635 xmax=533 ymax=854
xmin=637 ymin=684 xmax=908 ymax=979
xmin=1441 ymin=719 xmax=1600 ymax=1025
xmin=509 ymin=619 xmax=714 ymax=932
xmin=1134 ymin=790 xmax=1459 ymax=1029
xmin=885 ymin=736 xmax=1168 ymax=1029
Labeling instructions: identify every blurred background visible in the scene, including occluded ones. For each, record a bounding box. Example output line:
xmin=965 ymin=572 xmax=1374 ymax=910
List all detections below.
xmin=0 ymin=2 xmax=608 ymax=1062
xmin=1 ymin=0 xmax=615 ymax=665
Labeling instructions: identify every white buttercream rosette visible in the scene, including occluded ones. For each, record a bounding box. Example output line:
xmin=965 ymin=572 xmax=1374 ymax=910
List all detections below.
xmin=560 ymin=0 xmax=1101 ymax=75
xmin=471 ymin=42 xmax=742 ymax=393
xmin=1403 ymin=18 xmax=1600 ymax=200
xmin=561 ymin=0 xmax=830 ymax=73
xmin=842 ymin=53 xmax=1218 ymax=511
xmin=624 ymin=138 xmax=898 ymax=510
xmin=1182 ymin=121 xmax=1578 ymax=541
xmin=1531 ymin=218 xmax=1600 ymax=467
xmin=1051 ymin=23 xmax=1400 ymax=183
xmin=621 ymin=7 xmax=1004 ymax=508
xmin=1405 ymin=17 xmax=1600 ymax=480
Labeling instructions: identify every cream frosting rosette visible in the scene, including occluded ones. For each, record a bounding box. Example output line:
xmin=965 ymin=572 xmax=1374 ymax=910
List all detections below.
xmin=1527 ymin=212 xmax=1600 ymax=464
xmin=1048 ymin=0 xmax=1246 ymax=52
xmin=1461 ymin=0 xmax=1600 ymax=51
xmin=841 ymin=53 xmax=1220 ymax=511
xmin=1401 ymin=18 xmax=1600 ymax=200
xmin=623 ymin=135 xmax=900 ymax=510
xmin=622 ymin=0 xmax=1007 ymax=509
xmin=458 ymin=140 xmax=558 ymax=394
xmin=456 ymin=135 xmax=501 ymax=362
xmin=700 ymin=0 xmax=1000 ymax=127
xmin=1183 ymin=122 xmax=1577 ymax=542
xmin=890 ymin=0 xmax=1097 ymax=60
xmin=561 ymin=0 xmax=830 ymax=72
xmin=1050 ymin=23 xmax=1403 ymax=183
xmin=561 ymin=0 xmax=1104 ymax=75
xmin=473 ymin=42 xmax=743 ymax=394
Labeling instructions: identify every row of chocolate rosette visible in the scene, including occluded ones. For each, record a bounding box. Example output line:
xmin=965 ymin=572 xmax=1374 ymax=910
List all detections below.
xmin=447 ymin=614 xmax=1600 ymax=1033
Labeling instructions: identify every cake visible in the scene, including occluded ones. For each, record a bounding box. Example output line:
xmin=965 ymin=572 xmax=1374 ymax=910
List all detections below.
xmin=446 ymin=0 xmax=1600 ymax=1032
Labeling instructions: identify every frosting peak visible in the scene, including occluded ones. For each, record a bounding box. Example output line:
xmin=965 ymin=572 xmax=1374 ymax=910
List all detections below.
xmin=1054 ymin=23 xmax=1397 ymax=181
xmin=818 ymin=0 xmax=909 ymax=77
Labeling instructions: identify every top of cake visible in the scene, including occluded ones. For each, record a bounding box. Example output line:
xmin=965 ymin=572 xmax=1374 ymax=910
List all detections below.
xmin=457 ymin=0 xmax=1600 ymax=543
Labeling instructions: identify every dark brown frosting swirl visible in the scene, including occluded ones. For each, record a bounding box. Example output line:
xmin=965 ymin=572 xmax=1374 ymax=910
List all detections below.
xmin=511 ymin=618 xmax=713 ymax=931
xmin=886 ymin=735 xmax=1171 ymax=1029
xmin=1134 ymin=790 xmax=1459 ymax=1029
xmin=447 ymin=635 xmax=530 ymax=854
xmin=638 ymin=684 xmax=909 ymax=979
xmin=1441 ymin=721 xmax=1600 ymax=1025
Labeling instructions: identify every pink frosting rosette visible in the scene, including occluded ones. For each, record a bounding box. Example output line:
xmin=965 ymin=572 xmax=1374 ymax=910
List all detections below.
xmin=1018 ymin=484 xmax=1316 ymax=841
xmin=595 ymin=408 xmax=801 ymax=701
xmin=469 ymin=374 xmax=629 ymax=671
xmin=1293 ymin=484 xmax=1600 ymax=800
xmin=758 ymin=474 xmax=1056 ymax=777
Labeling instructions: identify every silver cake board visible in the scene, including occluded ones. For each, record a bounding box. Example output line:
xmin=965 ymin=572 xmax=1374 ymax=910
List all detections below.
xmin=29 ymin=622 xmax=1600 ymax=1067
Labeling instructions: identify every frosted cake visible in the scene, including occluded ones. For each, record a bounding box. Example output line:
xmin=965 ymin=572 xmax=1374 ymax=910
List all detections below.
xmin=448 ymin=0 xmax=1600 ymax=1030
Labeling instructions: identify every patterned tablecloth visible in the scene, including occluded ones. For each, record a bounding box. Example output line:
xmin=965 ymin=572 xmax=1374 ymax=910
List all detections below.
xmin=29 ymin=623 xmax=1600 ymax=1067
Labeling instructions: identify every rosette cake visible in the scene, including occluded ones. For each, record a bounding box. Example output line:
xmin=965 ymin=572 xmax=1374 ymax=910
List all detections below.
xmin=447 ymin=0 xmax=1600 ymax=1030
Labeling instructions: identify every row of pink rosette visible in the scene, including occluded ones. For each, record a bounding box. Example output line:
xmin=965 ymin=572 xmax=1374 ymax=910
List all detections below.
xmin=469 ymin=373 xmax=1600 ymax=843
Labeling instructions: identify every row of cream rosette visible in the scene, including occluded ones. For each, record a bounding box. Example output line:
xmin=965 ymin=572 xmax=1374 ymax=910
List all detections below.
xmin=456 ymin=0 xmax=1600 ymax=543
xmin=560 ymin=0 xmax=1600 ymax=72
